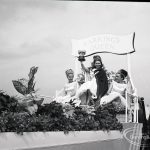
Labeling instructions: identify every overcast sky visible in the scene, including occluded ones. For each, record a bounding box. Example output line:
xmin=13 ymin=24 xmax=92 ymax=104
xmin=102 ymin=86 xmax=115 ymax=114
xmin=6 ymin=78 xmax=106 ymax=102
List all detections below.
xmin=0 ymin=1 xmax=150 ymax=105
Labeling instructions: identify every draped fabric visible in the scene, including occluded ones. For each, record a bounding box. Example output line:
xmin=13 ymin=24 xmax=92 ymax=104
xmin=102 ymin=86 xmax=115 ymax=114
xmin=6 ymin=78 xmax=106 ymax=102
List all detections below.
xmin=94 ymin=68 xmax=108 ymax=99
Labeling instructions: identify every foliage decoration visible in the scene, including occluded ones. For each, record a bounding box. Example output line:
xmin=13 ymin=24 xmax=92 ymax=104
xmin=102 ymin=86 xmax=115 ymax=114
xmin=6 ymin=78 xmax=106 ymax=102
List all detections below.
xmin=0 ymin=91 xmax=26 ymax=114
xmin=0 ymin=94 xmax=123 ymax=134
xmin=12 ymin=66 xmax=38 ymax=95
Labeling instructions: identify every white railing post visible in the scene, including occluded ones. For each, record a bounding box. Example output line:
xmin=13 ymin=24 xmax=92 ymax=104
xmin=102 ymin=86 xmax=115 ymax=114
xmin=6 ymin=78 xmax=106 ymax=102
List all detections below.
xmin=136 ymin=94 xmax=139 ymax=123
xmin=125 ymin=90 xmax=128 ymax=122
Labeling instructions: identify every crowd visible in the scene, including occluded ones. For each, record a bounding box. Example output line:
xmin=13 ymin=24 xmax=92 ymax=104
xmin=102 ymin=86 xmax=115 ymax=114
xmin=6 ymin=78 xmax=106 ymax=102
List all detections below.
xmin=54 ymin=55 xmax=135 ymax=110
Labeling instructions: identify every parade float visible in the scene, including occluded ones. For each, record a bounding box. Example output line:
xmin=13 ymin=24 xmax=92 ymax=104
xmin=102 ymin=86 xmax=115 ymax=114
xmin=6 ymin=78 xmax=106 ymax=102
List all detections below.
xmin=0 ymin=33 xmax=149 ymax=150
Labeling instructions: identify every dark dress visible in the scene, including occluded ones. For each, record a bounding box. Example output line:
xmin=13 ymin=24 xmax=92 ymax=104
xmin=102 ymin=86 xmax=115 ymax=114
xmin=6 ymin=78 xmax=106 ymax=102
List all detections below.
xmin=94 ymin=68 xmax=108 ymax=99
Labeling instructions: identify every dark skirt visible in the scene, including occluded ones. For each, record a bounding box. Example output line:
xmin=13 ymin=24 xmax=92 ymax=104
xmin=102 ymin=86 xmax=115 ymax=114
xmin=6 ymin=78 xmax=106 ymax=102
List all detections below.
xmin=94 ymin=68 xmax=108 ymax=99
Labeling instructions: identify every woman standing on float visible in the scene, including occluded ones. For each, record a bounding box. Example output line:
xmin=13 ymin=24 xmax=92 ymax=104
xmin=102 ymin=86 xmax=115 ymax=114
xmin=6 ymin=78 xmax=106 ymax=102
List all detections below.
xmin=75 ymin=55 xmax=108 ymax=107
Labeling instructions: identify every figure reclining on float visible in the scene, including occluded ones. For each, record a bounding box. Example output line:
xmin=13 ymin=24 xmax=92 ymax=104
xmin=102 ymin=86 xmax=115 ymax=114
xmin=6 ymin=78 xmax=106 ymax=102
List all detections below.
xmin=100 ymin=69 xmax=135 ymax=109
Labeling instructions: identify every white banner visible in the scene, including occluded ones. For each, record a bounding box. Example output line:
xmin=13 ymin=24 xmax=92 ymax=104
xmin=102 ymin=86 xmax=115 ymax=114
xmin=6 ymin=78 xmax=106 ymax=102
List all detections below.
xmin=72 ymin=33 xmax=135 ymax=57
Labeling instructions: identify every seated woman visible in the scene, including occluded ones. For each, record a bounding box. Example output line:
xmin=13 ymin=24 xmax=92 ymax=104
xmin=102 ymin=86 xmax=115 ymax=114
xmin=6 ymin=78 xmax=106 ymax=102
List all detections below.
xmin=75 ymin=55 xmax=108 ymax=107
xmin=54 ymin=69 xmax=77 ymax=104
xmin=69 ymin=73 xmax=86 ymax=106
xmin=100 ymin=69 xmax=134 ymax=108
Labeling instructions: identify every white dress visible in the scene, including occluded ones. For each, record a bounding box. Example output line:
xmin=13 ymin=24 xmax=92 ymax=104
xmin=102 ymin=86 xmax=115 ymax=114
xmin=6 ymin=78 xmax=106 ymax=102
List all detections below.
xmin=54 ymin=82 xmax=78 ymax=104
xmin=111 ymin=80 xmax=127 ymax=95
xmin=100 ymin=80 xmax=127 ymax=106
xmin=75 ymin=69 xmax=97 ymax=99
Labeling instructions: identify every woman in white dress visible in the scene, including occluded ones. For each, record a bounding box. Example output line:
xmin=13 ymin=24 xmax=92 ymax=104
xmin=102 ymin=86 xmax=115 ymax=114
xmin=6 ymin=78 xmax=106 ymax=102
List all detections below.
xmin=54 ymin=69 xmax=77 ymax=104
xmin=100 ymin=69 xmax=134 ymax=108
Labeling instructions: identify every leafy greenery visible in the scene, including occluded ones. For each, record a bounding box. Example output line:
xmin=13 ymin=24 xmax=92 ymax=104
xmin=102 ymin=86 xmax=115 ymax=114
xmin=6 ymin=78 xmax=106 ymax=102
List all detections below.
xmin=0 ymin=91 xmax=26 ymax=113
xmin=0 ymin=91 xmax=123 ymax=134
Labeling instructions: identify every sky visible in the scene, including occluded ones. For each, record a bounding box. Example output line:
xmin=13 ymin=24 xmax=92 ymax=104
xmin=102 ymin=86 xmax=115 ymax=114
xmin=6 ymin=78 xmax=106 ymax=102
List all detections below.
xmin=0 ymin=0 xmax=150 ymax=105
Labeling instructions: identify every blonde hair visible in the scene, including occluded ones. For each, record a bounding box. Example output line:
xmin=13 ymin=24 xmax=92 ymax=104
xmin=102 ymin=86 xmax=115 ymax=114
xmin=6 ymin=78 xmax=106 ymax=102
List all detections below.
xmin=65 ymin=69 xmax=74 ymax=77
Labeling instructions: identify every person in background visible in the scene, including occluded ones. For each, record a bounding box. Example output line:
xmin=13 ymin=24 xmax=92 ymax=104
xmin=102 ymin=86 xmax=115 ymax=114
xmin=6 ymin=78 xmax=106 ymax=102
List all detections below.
xmin=76 ymin=73 xmax=85 ymax=87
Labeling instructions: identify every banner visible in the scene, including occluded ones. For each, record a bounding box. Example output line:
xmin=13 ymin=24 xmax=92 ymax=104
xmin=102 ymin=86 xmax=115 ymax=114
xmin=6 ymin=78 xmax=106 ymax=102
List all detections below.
xmin=72 ymin=33 xmax=135 ymax=57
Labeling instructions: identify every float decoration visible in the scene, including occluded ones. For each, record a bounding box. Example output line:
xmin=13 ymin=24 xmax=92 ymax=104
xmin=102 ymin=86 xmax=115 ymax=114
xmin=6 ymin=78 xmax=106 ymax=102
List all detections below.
xmin=12 ymin=66 xmax=44 ymax=114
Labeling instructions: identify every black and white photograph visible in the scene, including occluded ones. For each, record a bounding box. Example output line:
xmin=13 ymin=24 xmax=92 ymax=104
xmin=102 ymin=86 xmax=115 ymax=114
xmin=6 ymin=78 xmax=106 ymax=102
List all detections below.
xmin=0 ymin=1 xmax=150 ymax=150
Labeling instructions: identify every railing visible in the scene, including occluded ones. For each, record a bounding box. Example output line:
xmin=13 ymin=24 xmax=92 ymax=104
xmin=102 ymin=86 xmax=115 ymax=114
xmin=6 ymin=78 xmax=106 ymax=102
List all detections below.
xmin=125 ymin=92 xmax=139 ymax=123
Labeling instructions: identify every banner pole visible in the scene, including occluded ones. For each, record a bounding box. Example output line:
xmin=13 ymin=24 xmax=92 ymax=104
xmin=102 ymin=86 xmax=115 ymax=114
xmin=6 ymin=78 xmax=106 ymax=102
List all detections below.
xmin=125 ymin=54 xmax=131 ymax=122
xmin=127 ymin=54 xmax=138 ymax=123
